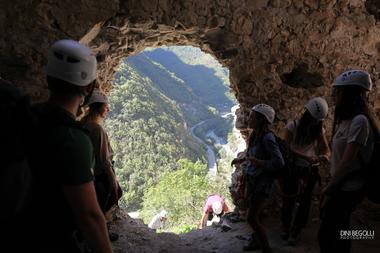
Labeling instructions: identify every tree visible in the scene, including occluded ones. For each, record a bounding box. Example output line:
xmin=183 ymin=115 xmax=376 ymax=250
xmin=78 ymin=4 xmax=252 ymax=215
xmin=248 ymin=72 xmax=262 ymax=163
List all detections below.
xmin=140 ymin=159 xmax=230 ymax=232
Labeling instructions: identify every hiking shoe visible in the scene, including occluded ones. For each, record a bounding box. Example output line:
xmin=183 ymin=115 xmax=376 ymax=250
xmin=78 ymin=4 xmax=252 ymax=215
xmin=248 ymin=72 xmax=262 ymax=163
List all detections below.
xmin=109 ymin=232 xmax=119 ymax=242
xmin=288 ymin=232 xmax=300 ymax=246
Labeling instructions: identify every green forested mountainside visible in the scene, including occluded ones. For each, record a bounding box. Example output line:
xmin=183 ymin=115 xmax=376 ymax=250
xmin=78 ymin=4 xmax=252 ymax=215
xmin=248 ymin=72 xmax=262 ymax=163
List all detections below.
xmin=106 ymin=46 xmax=235 ymax=213
xmin=106 ymin=62 xmax=206 ymax=210
xmin=151 ymin=46 xmax=230 ymax=87
xmin=122 ymin=54 xmax=214 ymax=125
xmin=142 ymin=48 xmax=234 ymax=113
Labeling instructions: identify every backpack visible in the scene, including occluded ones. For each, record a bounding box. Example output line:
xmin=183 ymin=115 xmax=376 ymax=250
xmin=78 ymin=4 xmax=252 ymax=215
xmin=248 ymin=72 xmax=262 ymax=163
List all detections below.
xmin=266 ymin=132 xmax=295 ymax=179
xmin=0 ymin=81 xmax=36 ymax=222
xmin=245 ymin=131 xmax=295 ymax=179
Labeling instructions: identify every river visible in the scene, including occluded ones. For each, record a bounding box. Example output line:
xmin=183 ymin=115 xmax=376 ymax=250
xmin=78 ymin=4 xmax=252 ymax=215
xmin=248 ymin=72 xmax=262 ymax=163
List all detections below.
xmin=190 ymin=121 xmax=218 ymax=176
xmin=190 ymin=105 xmax=246 ymax=176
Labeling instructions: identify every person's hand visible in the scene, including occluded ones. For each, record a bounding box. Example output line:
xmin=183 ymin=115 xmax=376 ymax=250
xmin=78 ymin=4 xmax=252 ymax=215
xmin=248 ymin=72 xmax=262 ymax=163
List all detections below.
xmin=318 ymin=155 xmax=329 ymax=163
xmin=231 ymin=157 xmax=245 ymax=167
xmin=231 ymin=158 xmax=239 ymax=167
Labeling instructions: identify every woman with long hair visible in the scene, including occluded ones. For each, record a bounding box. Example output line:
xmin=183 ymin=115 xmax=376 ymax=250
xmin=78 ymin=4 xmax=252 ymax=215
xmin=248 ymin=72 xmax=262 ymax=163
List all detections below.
xmin=318 ymin=70 xmax=379 ymax=253
xmin=280 ymin=97 xmax=331 ymax=245
xmin=232 ymin=104 xmax=284 ymax=253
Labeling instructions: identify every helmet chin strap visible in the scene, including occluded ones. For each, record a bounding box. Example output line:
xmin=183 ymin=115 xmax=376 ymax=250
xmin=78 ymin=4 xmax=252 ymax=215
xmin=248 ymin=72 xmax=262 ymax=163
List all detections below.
xmin=364 ymin=92 xmax=369 ymax=101
xmin=79 ymin=95 xmax=86 ymax=106
xmin=81 ymin=82 xmax=96 ymax=106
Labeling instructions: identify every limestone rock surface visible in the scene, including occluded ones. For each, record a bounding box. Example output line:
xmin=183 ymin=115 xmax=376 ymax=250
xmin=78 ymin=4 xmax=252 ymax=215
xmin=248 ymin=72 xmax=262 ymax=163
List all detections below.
xmin=0 ymin=0 xmax=379 ymax=128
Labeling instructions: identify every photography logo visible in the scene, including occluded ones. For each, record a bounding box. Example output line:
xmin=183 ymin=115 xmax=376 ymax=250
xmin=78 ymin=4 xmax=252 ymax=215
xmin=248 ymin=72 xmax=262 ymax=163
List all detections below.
xmin=340 ymin=230 xmax=375 ymax=240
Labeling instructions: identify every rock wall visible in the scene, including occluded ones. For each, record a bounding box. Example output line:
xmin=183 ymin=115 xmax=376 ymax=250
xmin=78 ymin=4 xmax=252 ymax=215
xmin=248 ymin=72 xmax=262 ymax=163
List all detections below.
xmin=0 ymin=0 xmax=379 ymax=128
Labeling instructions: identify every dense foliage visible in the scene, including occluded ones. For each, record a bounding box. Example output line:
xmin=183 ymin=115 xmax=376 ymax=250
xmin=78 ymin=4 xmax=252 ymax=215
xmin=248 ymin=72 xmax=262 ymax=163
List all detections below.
xmin=106 ymin=63 xmax=206 ymax=210
xmin=105 ymin=46 xmax=236 ymax=219
xmin=140 ymin=159 xmax=231 ymax=232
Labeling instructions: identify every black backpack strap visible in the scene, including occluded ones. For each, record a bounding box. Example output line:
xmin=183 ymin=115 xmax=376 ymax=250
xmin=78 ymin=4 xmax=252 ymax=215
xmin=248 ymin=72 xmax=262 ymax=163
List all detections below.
xmin=261 ymin=131 xmax=278 ymax=158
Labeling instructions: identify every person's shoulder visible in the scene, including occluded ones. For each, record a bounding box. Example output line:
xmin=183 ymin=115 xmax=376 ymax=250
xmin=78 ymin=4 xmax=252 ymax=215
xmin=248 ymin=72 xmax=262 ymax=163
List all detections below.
xmin=83 ymin=121 xmax=102 ymax=129
xmin=83 ymin=121 xmax=105 ymax=134
xmin=352 ymin=114 xmax=369 ymax=127
xmin=70 ymin=127 xmax=92 ymax=144
xmin=263 ymin=131 xmax=276 ymax=141
xmin=59 ymin=126 xmax=93 ymax=151
xmin=59 ymin=129 xmax=94 ymax=169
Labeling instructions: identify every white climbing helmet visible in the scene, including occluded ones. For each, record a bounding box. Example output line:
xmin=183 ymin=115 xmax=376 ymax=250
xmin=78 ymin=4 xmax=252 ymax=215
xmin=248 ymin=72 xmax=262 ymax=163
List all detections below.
xmin=333 ymin=70 xmax=372 ymax=91
xmin=159 ymin=210 xmax=168 ymax=218
xmin=86 ymin=90 xmax=108 ymax=105
xmin=212 ymin=201 xmax=223 ymax=215
xmin=252 ymin=104 xmax=275 ymax=124
xmin=47 ymin=39 xmax=97 ymax=86
xmin=305 ymin=97 xmax=328 ymax=121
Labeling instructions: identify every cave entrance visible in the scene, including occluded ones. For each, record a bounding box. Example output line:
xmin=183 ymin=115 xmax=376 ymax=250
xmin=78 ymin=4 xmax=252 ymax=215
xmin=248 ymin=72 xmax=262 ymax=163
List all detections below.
xmin=103 ymin=45 xmax=245 ymax=232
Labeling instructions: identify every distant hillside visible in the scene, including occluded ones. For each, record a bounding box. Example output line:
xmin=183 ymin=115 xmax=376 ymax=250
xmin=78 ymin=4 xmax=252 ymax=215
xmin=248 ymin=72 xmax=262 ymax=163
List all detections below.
xmin=124 ymin=54 xmax=214 ymax=125
xmin=107 ymin=46 xmax=235 ymax=210
xmin=107 ymin=62 xmax=206 ymax=210
xmin=157 ymin=46 xmax=229 ymax=81
xmin=142 ymin=48 xmax=234 ymax=113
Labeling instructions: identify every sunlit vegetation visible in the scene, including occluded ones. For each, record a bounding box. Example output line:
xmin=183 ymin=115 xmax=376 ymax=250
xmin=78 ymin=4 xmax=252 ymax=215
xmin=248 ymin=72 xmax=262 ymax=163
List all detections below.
xmin=105 ymin=46 xmax=236 ymax=227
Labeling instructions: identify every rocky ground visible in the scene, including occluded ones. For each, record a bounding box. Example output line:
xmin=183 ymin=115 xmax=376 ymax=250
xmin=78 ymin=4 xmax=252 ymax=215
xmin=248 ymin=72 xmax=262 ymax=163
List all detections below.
xmin=109 ymin=199 xmax=380 ymax=253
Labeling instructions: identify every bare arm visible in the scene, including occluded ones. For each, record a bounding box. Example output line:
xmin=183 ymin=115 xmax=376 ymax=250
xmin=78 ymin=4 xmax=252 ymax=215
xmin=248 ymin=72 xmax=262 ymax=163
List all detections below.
xmin=317 ymin=130 xmax=331 ymax=162
xmin=62 ymin=182 xmax=113 ymax=253
xmin=282 ymin=127 xmax=318 ymax=163
xmin=223 ymin=203 xmax=232 ymax=213
xmin=323 ymin=143 xmax=360 ymax=195
xmin=98 ymin=129 xmax=117 ymax=192
xmin=199 ymin=212 xmax=208 ymax=229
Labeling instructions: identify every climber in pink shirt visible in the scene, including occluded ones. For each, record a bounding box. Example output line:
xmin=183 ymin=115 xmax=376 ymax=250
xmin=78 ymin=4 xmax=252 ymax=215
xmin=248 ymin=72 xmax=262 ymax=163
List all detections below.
xmin=199 ymin=194 xmax=230 ymax=228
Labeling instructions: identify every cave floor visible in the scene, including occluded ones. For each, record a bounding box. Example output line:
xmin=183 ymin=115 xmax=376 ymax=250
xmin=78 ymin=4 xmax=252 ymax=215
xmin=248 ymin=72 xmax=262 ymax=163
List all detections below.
xmin=110 ymin=200 xmax=380 ymax=253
